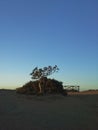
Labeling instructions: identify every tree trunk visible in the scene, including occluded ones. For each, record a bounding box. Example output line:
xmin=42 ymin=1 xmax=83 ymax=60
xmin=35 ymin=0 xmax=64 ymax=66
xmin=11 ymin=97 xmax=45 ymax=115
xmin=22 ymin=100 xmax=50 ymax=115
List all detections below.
xmin=38 ymin=77 xmax=47 ymax=94
xmin=38 ymin=81 xmax=42 ymax=93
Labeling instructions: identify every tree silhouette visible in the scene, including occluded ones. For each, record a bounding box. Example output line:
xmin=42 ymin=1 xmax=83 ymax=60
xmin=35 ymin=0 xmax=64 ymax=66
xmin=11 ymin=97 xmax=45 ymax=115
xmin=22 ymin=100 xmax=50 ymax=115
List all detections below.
xmin=30 ymin=65 xmax=59 ymax=94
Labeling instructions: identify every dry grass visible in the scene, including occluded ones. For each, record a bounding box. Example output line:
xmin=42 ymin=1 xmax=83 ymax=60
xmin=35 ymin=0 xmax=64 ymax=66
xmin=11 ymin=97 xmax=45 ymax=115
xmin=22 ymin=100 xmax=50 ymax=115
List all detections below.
xmin=68 ymin=90 xmax=98 ymax=95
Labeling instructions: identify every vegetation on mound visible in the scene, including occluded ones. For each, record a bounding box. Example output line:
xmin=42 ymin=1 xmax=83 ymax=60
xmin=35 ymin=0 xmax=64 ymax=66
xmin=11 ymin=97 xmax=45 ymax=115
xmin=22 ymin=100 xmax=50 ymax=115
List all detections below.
xmin=16 ymin=78 xmax=67 ymax=96
xmin=16 ymin=65 xmax=67 ymax=96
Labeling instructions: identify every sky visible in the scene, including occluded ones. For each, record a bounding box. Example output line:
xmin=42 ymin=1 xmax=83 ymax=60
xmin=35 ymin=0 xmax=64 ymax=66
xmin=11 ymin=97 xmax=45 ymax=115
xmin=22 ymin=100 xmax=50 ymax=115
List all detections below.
xmin=0 ymin=0 xmax=98 ymax=90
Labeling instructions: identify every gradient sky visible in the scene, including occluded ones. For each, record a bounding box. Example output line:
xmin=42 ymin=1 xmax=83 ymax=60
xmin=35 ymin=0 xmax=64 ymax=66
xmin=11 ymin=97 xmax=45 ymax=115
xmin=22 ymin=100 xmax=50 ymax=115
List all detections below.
xmin=0 ymin=0 xmax=98 ymax=90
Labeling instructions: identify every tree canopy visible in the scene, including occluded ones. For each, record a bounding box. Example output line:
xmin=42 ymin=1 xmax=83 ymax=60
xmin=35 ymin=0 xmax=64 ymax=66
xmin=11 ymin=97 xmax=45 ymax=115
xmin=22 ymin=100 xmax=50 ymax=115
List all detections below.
xmin=30 ymin=65 xmax=59 ymax=80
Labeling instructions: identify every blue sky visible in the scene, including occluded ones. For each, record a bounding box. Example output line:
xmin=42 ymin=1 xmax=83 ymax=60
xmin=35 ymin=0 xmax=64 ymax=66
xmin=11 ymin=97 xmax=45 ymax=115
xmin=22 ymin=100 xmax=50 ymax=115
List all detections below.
xmin=0 ymin=0 xmax=98 ymax=90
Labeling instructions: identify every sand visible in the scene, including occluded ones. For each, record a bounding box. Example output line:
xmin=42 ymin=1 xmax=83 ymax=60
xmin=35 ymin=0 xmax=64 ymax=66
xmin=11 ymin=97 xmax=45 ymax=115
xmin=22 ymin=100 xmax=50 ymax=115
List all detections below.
xmin=0 ymin=90 xmax=98 ymax=130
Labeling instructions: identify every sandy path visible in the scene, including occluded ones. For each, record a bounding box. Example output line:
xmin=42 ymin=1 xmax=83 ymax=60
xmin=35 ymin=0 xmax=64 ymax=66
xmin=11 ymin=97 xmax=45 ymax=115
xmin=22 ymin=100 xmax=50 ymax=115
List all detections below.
xmin=0 ymin=90 xmax=98 ymax=130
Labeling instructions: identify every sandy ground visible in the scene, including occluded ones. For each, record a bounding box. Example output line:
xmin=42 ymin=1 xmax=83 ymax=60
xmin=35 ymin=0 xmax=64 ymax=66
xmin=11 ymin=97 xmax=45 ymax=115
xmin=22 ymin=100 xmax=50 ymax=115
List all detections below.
xmin=0 ymin=90 xmax=98 ymax=130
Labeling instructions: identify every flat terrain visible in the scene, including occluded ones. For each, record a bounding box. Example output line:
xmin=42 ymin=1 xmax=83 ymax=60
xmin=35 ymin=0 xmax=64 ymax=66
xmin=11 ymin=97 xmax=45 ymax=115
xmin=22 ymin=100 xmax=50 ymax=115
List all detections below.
xmin=0 ymin=90 xmax=98 ymax=130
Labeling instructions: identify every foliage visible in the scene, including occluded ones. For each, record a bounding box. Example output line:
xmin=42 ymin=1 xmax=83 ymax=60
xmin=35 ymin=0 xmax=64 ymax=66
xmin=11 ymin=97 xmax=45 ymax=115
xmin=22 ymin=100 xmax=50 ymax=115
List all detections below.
xmin=16 ymin=78 xmax=67 ymax=96
xmin=30 ymin=65 xmax=59 ymax=79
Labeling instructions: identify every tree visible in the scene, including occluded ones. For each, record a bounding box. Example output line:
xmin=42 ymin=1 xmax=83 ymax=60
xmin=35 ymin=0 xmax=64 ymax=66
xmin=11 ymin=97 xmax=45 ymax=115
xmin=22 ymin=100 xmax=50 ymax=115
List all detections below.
xmin=30 ymin=65 xmax=59 ymax=94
